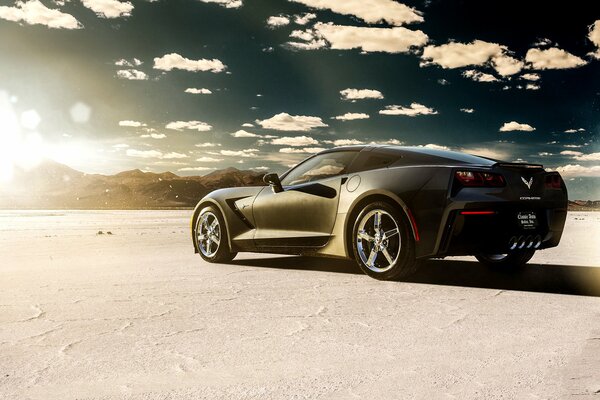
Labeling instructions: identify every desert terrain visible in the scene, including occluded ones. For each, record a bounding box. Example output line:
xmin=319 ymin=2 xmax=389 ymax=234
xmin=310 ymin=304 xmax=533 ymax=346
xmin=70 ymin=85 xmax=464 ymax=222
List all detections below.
xmin=1 ymin=211 xmax=599 ymax=399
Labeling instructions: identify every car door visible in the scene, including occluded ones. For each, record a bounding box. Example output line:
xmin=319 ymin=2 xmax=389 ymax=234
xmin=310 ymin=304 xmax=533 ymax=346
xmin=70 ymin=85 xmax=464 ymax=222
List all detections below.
xmin=252 ymin=151 xmax=359 ymax=248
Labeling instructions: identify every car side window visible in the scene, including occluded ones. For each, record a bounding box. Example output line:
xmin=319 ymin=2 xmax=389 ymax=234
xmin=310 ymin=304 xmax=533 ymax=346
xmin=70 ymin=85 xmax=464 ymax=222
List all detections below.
xmin=281 ymin=151 xmax=358 ymax=186
xmin=351 ymin=152 xmax=399 ymax=173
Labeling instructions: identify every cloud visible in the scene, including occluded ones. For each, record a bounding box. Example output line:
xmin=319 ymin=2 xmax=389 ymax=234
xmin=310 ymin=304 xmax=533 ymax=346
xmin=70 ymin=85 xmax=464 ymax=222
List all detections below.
xmin=289 ymin=0 xmax=423 ymax=26
xmin=340 ymin=88 xmax=383 ymax=101
xmin=379 ymin=102 xmax=438 ymax=116
xmin=81 ymin=0 xmax=133 ymax=18
xmin=554 ymin=164 xmax=600 ymax=177
xmin=166 ymin=121 xmax=212 ymax=131
xmin=154 ymin=53 xmax=227 ymax=73
xmin=195 ymin=142 xmax=221 ymax=147
xmin=251 ymin=166 xmax=269 ymax=171
xmin=462 ymin=69 xmax=498 ymax=82
xmin=118 ymin=120 xmax=146 ymax=127
xmin=241 ymin=123 xmax=254 ymax=128
xmin=525 ymin=83 xmax=540 ymax=90
xmin=294 ymin=12 xmax=316 ymax=25
xmin=520 ymin=73 xmax=540 ymax=81
xmin=116 ymin=69 xmax=148 ymax=80
xmin=231 ymin=129 xmax=260 ymax=138
xmin=271 ymin=136 xmax=319 ymax=146
xmin=257 ymin=112 xmax=328 ymax=131
xmin=303 ymin=22 xmax=429 ymax=53
xmin=220 ymin=149 xmax=259 ymax=157
xmin=333 ymin=112 xmax=369 ymax=121
xmin=560 ymin=150 xmax=583 ymax=156
xmin=126 ymin=149 xmax=163 ymax=158
xmin=279 ymin=147 xmax=326 ymax=154
xmin=198 ymin=0 xmax=242 ymax=8
xmin=499 ymin=121 xmax=536 ymax=132
xmin=266 ymin=15 xmax=289 ymax=27
xmin=185 ymin=88 xmax=212 ymax=94
xmin=525 ymin=48 xmax=587 ymax=70
xmin=460 ymin=108 xmax=475 ymax=113
xmin=589 ymin=20 xmax=600 ymax=59
xmin=163 ymin=152 xmax=188 ymax=159
xmin=140 ymin=133 xmax=166 ymax=139
xmin=0 ymin=0 xmax=81 ymax=29
xmin=329 ymin=139 xmax=364 ymax=146
xmin=115 ymin=58 xmax=142 ymax=67
xmin=196 ymin=156 xmax=223 ymax=162
xmin=419 ymin=143 xmax=449 ymax=150
xmin=421 ymin=40 xmax=523 ymax=76
xmin=461 ymin=147 xmax=508 ymax=160
xmin=573 ymin=152 xmax=600 ymax=161
xmin=112 ymin=143 xmax=129 ymax=149
xmin=178 ymin=166 xmax=216 ymax=172
xmin=564 ymin=128 xmax=585 ymax=133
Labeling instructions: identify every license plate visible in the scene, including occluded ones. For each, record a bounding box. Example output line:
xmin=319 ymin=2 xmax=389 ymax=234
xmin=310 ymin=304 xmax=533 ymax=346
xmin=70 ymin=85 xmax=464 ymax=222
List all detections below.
xmin=517 ymin=211 xmax=537 ymax=229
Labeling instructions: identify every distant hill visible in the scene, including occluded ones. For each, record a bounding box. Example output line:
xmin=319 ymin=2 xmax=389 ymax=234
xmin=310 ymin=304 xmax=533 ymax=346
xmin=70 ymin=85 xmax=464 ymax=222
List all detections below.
xmin=0 ymin=160 xmax=265 ymax=209
xmin=568 ymin=200 xmax=600 ymax=211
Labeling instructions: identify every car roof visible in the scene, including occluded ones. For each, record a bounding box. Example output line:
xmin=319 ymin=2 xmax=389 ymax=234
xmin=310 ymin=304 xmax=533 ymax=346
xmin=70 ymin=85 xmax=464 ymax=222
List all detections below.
xmin=323 ymin=144 xmax=498 ymax=165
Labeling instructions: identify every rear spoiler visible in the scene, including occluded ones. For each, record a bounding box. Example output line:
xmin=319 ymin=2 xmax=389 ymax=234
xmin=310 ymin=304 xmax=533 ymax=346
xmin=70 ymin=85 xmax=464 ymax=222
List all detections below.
xmin=494 ymin=162 xmax=544 ymax=169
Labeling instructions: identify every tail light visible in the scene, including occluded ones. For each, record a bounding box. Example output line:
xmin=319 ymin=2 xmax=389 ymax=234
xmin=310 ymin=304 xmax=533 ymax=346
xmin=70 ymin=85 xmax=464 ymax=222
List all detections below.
xmin=455 ymin=171 xmax=505 ymax=187
xmin=545 ymin=173 xmax=562 ymax=189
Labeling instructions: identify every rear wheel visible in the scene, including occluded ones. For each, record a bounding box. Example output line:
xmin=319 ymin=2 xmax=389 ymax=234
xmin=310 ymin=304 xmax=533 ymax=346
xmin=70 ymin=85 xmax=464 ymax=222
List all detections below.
xmin=351 ymin=202 xmax=419 ymax=281
xmin=195 ymin=206 xmax=237 ymax=263
xmin=475 ymin=250 xmax=535 ymax=271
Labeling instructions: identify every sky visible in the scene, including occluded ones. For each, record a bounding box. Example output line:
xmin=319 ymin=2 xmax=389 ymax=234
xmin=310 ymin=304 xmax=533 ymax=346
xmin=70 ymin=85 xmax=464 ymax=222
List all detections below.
xmin=0 ymin=0 xmax=598 ymax=198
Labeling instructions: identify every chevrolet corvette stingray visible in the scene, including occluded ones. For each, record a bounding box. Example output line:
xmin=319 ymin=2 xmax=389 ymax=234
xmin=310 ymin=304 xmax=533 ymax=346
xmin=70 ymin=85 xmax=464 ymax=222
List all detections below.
xmin=191 ymin=145 xmax=568 ymax=280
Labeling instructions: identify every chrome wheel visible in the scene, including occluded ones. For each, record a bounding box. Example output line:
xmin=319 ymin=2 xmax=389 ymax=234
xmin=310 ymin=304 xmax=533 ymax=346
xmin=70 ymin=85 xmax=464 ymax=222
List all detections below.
xmin=356 ymin=209 xmax=401 ymax=273
xmin=196 ymin=211 xmax=221 ymax=258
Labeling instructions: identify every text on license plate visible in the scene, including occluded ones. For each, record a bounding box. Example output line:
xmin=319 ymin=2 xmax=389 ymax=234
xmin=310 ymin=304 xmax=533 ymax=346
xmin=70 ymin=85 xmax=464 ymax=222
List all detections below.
xmin=517 ymin=212 xmax=537 ymax=229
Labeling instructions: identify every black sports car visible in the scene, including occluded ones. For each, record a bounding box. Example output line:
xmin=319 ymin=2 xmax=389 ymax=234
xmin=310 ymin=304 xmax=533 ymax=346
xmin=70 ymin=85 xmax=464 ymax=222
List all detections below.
xmin=191 ymin=145 xmax=568 ymax=280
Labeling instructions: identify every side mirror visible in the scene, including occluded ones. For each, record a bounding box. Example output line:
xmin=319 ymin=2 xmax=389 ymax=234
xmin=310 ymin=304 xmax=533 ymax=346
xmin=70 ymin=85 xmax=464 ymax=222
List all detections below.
xmin=263 ymin=172 xmax=284 ymax=193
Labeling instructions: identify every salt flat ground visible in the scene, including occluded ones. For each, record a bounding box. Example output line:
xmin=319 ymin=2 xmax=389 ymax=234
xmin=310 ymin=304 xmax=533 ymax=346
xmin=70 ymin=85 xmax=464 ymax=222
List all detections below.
xmin=1 ymin=211 xmax=599 ymax=400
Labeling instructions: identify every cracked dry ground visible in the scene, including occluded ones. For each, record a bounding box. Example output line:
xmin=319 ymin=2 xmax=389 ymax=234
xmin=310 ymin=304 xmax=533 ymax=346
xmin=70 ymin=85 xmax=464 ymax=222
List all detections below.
xmin=1 ymin=211 xmax=600 ymax=399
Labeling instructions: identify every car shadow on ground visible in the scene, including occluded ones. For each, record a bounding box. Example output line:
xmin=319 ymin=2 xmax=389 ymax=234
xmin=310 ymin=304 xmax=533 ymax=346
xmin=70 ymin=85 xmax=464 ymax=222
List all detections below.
xmin=231 ymin=256 xmax=600 ymax=297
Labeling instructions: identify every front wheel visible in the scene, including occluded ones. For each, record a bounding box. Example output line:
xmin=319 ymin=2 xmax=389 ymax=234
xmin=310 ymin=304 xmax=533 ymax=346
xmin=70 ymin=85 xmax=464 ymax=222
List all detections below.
xmin=195 ymin=206 xmax=237 ymax=263
xmin=475 ymin=250 xmax=535 ymax=271
xmin=351 ymin=202 xmax=419 ymax=281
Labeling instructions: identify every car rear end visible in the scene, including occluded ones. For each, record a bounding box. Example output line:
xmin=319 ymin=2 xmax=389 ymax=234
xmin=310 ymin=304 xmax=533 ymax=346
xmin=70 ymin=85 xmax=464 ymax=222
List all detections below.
xmin=438 ymin=162 xmax=568 ymax=256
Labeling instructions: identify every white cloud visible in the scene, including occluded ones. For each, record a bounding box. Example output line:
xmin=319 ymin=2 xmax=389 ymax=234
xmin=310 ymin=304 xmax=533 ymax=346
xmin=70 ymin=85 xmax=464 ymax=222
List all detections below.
xmin=554 ymin=164 xmax=600 ymax=177
xmin=560 ymin=150 xmax=583 ymax=156
xmin=195 ymin=142 xmax=221 ymax=147
xmin=116 ymin=69 xmax=148 ymax=80
xmin=379 ymin=102 xmax=438 ymax=117
xmin=231 ymin=129 xmax=260 ymax=138
xmin=526 ymin=83 xmax=540 ymax=90
xmin=178 ymin=166 xmax=216 ymax=172
xmin=185 ymin=88 xmax=212 ymax=94
xmin=589 ymin=20 xmax=600 ymax=59
xmin=198 ymin=0 xmax=242 ymax=8
xmin=340 ymin=88 xmax=383 ymax=101
xmin=257 ymin=112 xmax=328 ymax=131
xmin=220 ymin=149 xmax=259 ymax=157
xmin=525 ymin=48 xmax=587 ymax=70
xmin=196 ymin=157 xmax=223 ymax=162
xmin=119 ymin=120 xmax=146 ymax=127
xmin=81 ymin=0 xmax=133 ymax=18
xmin=112 ymin=143 xmax=129 ymax=149
xmin=520 ymin=73 xmax=540 ymax=81
xmin=266 ymin=15 xmax=289 ymax=27
xmin=279 ymin=147 xmax=326 ymax=154
xmin=294 ymin=12 xmax=316 ymax=25
xmin=421 ymin=40 xmax=523 ymax=76
xmin=126 ymin=149 xmax=163 ymax=158
xmin=499 ymin=121 xmax=536 ymax=132
xmin=271 ymin=136 xmax=319 ymax=146
xmin=166 ymin=121 xmax=212 ymax=132
xmin=163 ymin=152 xmax=188 ymax=159
xmin=573 ymin=152 xmax=600 ymax=161
xmin=330 ymin=139 xmax=364 ymax=146
xmin=333 ymin=112 xmax=369 ymax=121
xmin=564 ymin=144 xmax=583 ymax=148
xmin=241 ymin=123 xmax=254 ymax=128
xmin=564 ymin=128 xmax=585 ymax=133
xmin=251 ymin=166 xmax=269 ymax=171
xmin=538 ymin=152 xmax=553 ymax=157
xmin=307 ymin=23 xmax=428 ymax=53
xmin=289 ymin=0 xmax=423 ymax=26
xmin=460 ymin=108 xmax=475 ymax=113
xmin=290 ymin=29 xmax=317 ymax=42
xmin=140 ymin=133 xmax=166 ymax=139
xmin=154 ymin=53 xmax=227 ymax=73
xmin=462 ymin=69 xmax=498 ymax=82
xmin=462 ymin=147 xmax=507 ymax=160
xmin=419 ymin=143 xmax=449 ymax=150
xmin=115 ymin=58 xmax=142 ymax=67
xmin=0 ymin=0 xmax=81 ymax=29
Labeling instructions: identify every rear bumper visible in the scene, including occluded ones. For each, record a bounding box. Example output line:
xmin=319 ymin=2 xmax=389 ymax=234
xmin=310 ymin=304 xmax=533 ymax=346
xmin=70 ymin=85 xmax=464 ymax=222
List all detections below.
xmin=437 ymin=205 xmax=567 ymax=256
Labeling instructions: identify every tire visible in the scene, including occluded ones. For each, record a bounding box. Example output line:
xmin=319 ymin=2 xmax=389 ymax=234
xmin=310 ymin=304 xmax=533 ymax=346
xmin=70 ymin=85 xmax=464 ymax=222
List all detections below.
xmin=195 ymin=206 xmax=237 ymax=263
xmin=475 ymin=250 xmax=535 ymax=271
xmin=351 ymin=201 xmax=419 ymax=281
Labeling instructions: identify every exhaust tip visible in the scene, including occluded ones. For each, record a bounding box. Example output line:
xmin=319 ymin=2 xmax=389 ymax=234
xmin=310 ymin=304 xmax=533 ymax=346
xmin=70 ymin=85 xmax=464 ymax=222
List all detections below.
xmin=533 ymin=235 xmax=542 ymax=249
xmin=508 ymin=236 xmax=518 ymax=250
xmin=517 ymin=236 xmax=526 ymax=249
xmin=526 ymin=236 xmax=534 ymax=248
